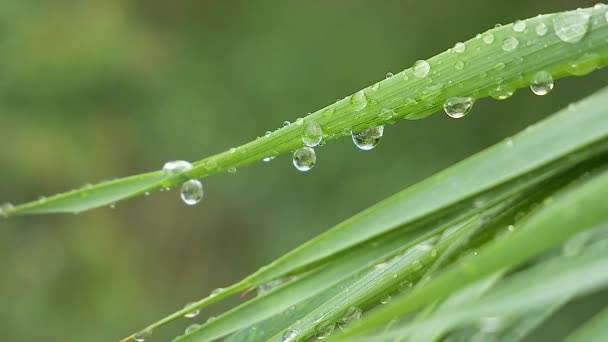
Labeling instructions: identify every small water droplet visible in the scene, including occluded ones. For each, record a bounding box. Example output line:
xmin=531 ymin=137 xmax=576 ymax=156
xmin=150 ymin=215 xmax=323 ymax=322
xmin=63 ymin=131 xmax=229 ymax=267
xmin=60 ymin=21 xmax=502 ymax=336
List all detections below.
xmin=302 ymin=121 xmax=323 ymax=147
xmin=507 ymin=225 xmax=515 ymax=232
xmin=493 ymin=62 xmax=506 ymax=71
xmin=206 ymin=316 xmax=216 ymax=323
xmin=385 ymin=72 xmax=394 ymax=79
xmin=283 ymin=120 xmax=291 ymax=127
xmin=282 ymin=329 xmax=299 ymax=342
xmin=315 ymin=321 xmax=335 ymax=340
xmin=443 ymin=97 xmax=474 ymax=119
xmin=351 ymin=126 xmax=384 ymax=150
xmin=412 ymin=259 xmax=423 ymax=270
xmin=453 ymin=42 xmax=466 ymax=53
xmin=263 ymin=156 xmax=275 ymax=162
xmin=265 ymin=131 xmax=272 ymax=137
xmin=185 ymin=324 xmax=200 ymax=334
xmin=295 ymin=117 xmax=304 ymax=126
xmin=210 ymin=288 xmax=224 ymax=296
xmin=455 ymin=61 xmax=465 ymax=70
xmin=293 ymin=147 xmax=316 ymax=172
xmin=258 ymin=278 xmax=286 ymax=296
xmin=144 ymin=192 xmax=150 ymax=196
xmin=1 ymin=202 xmax=14 ymax=217
xmin=134 ymin=329 xmax=153 ymax=342
xmin=506 ymin=138 xmax=514 ymax=147
xmin=530 ymin=70 xmax=554 ymax=95
xmin=380 ymin=295 xmax=392 ymax=304
xmin=535 ymin=22 xmax=548 ymax=36
xmin=227 ymin=167 xmax=237 ymax=174
xmin=553 ymin=10 xmax=591 ymax=43
xmin=338 ymin=306 xmax=362 ymax=331
xmin=183 ymin=302 xmax=200 ymax=318
xmin=502 ymin=36 xmax=519 ymax=51
xmin=350 ymin=90 xmax=368 ymax=111
xmin=180 ymin=180 xmax=203 ymax=205
xmin=495 ymin=23 xmax=503 ymax=28
xmin=413 ymin=60 xmax=430 ymax=78
xmin=162 ymin=160 xmax=193 ymax=176
xmin=378 ymin=108 xmax=395 ymax=121
xmin=513 ymin=20 xmax=526 ymax=32
xmin=482 ymin=32 xmax=495 ymax=44
xmin=490 ymin=84 xmax=515 ymax=100
xmin=229 ymin=147 xmax=236 ymax=154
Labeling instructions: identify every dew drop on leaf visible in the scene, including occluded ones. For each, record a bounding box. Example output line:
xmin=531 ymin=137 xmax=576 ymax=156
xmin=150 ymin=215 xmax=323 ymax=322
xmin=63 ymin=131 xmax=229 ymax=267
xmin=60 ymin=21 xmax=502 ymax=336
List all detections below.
xmin=490 ymin=84 xmax=515 ymax=100
xmin=293 ymin=147 xmax=316 ymax=172
xmin=338 ymin=306 xmax=362 ymax=331
xmin=315 ymin=321 xmax=335 ymax=340
xmin=385 ymin=72 xmax=394 ymax=79
xmin=0 ymin=202 xmax=14 ymax=218
xmin=380 ymin=295 xmax=392 ymax=304
xmin=185 ymin=324 xmax=200 ymax=334
xmin=455 ymin=61 xmax=465 ymax=70
xmin=553 ymin=10 xmax=591 ymax=43
xmin=180 ymin=180 xmax=203 ymax=205
xmin=162 ymin=160 xmax=193 ymax=176
xmin=535 ymin=22 xmax=548 ymax=36
xmin=282 ymin=329 xmax=299 ymax=342
xmin=302 ymin=121 xmax=323 ymax=147
xmin=443 ymin=97 xmax=474 ymax=118
xmin=183 ymin=302 xmax=200 ymax=318
xmin=513 ymin=20 xmax=526 ymax=32
xmin=482 ymin=32 xmax=495 ymax=44
xmin=453 ymin=42 xmax=466 ymax=53
xmin=530 ymin=70 xmax=554 ymax=95
xmin=501 ymin=36 xmax=519 ymax=51
xmin=413 ymin=60 xmax=430 ymax=78
xmin=134 ymin=329 xmax=153 ymax=342
xmin=350 ymin=90 xmax=368 ymax=111
xmin=378 ymin=108 xmax=395 ymax=121
xmin=351 ymin=126 xmax=384 ymax=150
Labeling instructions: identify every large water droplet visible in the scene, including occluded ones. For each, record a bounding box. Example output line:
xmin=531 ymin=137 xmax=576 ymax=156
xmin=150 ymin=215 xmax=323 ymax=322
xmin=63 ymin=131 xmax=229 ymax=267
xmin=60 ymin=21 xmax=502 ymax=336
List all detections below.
xmin=413 ymin=60 xmax=430 ymax=78
xmin=535 ymin=22 xmax=548 ymax=36
xmin=183 ymin=302 xmax=200 ymax=318
xmin=513 ymin=20 xmax=526 ymax=32
xmin=490 ymin=84 xmax=515 ymax=100
xmin=282 ymin=329 xmax=299 ymax=342
xmin=315 ymin=321 xmax=335 ymax=340
xmin=351 ymin=126 xmax=384 ymax=150
xmin=443 ymin=97 xmax=474 ymax=119
xmin=293 ymin=147 xmax=316 ymax=172
xmin=553 ymin=10 xmax=591 ymax=43
xmin=180 ymin=180 xmax=203 ymax=205
xmin=501 ymin=36 xmax=519 ymax=51
xmin=162 ymin=160 xmax=193 ymax=176
xmin=302 ymin=121 xmax=323 ymax=147
xmin=482 ymin=32 xmax=495 ymax=44
xmin=134 ymin=329 xmax=153 ymax=342
xmin=530 ymin=70 xmax=554 ymax=95
xmin=350 ymin=90 xmax=368 ymax=111
xmin=338 ymin=306 xmax=362 ymax=331
xmin=453 ymin=42 xmax=466 ymax=53
xmin=185 ymin=324 xmax=200 ymax=334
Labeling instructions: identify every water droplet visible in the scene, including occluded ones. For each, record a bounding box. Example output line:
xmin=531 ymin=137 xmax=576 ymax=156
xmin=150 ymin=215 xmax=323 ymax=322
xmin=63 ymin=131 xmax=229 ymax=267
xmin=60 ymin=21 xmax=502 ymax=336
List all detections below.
xmin=293 ymin=147 xmax=316 ymax=172
xmin=380 ymin=295 xmax=392 ymax=304
xmin=567 ymin=52 xmax=601 ymax=75
xmin=210 ymin=288 xmax=224 ymax=296
xmin=265 ymin=131 xmax=272 ymax=137
xmin=180 ymin=180 xmax=203 ymax=205
xmin=412 ymin=259 xmax=423 ymax=270
xmin=595 ymin=3 xmax=606 ymax=10
xmin=443 ymin=97 xmax=474 ymax=119
xmin=258 ymin=278 xmax=285 ymax=296
xmin=350 ymin=90 xmax=368 ymax=111
xmin=183 ymin=302 xmax=200 ymax=318
xmin=513 ymin=20 xmax=526 ymax=32
xmin=453 ymin=42 xmax=466 ymax=53
xmin=385 ymin=72 xmax=394 ymax=79
xmin=302 ymin=121 xmax=323 ymax=147
xmin=185 ymin=324 xmax=200 ymax=334
xmin=378 ymin=108 xmax=395 ymax=121
xmin=490 ymin=84 xmax=515 ymax=100
xmin=162 ymin=160 xmax=193 ymax=176
xmin=283 ymin=121 xmax=291 ymax=127
xmin=206 ymin=316 xmax=216 ymax=323
xmin=454 ymin=61 xmax=465 ymax=70
xmin=1 ymin=202 xmax=14 ymax=217
xmin=229 ymin=147 xmax=236 ymax=154
xmin=413 ymin=60 xmax=430 ymax=78
xmin=315 ymin=321 xmax=335 ymax=340
xmin=530 ymin=70 xmax=554 ymax=95
xmin=507 ymin=225 xmax=515 ymax=232
xmin=535 ymin=22 xmax=548 ymax=36
xmin=227 ymin=167 xmax=237 ymax=174
xmin=495 ymin=23 xmax=503 ymax=28
xmin=263 ymin=156 xmax=275 ymax=162
xmin=134 ymin=329 xmax=153 ymax=342
xmin=482 ymin=32 xmax=495 ymax=44
xmin=338 ymin=306 xmax=362 ymax=331
xmin=553 ymin=10 xmax=591 ymax=43
xmin=493 ymin=62 xmax=506 ymax=71
xmin=502 ymin=36 xmax=519 ymax=51
xmin=282 ymin=329 xmax=299 ymax=342
xmin=295 ymin=117 xmax=304 ymax=126
xmin=416 ymin=243 xmax=433 ymax=252
xmin=351 ymin=126 xmax=384 ymax=150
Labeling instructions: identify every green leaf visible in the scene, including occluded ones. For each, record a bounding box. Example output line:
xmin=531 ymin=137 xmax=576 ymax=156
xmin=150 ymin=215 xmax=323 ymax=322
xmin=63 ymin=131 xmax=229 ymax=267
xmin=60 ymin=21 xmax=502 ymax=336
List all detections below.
xmin=565 ymin=305 xmax=608 ymax=342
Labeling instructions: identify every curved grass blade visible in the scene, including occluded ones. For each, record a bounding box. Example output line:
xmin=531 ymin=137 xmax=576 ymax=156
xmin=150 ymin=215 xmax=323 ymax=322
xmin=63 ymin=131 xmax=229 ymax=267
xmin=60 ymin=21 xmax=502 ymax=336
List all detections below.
xmin=4 ymin=5 xmax=608 ymax=217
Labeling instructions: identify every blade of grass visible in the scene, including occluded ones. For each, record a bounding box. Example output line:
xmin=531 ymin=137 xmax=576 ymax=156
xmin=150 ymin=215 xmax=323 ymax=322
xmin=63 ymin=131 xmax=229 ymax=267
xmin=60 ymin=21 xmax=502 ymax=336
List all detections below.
xmin=564 ymin=305 xmax=608 ymax=342
xmin=4 ymin=5 xmax=608 ymax=217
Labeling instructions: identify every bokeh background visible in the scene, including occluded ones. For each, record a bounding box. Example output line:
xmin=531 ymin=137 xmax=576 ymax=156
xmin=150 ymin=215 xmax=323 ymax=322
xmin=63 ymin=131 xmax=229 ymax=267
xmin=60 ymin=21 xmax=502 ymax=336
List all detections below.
xmin=1 ymin=0 xmax=606 ymax=341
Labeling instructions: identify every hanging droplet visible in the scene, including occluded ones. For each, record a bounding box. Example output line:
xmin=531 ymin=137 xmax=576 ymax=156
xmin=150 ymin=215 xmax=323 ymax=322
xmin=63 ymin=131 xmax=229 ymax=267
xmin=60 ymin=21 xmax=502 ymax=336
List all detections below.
xmin=535 ymin=22 xmax=548 ymax=36
xmin=380 ymin=295 xmax=392 ymax=304
xmin=302 ymin=121 xmax=323 ymax=147
xmin=453 ymin=42 xmax=466 ymax=53
xmin=315 ymin=321 xmax=335 ymax=340
xmin=180 ymin=180 xmax=203 ymax=205
xmin=378 ymin=108 xmax=395 ymax=121
xmin=134 ymin=329 xmax=153 ymax=342
xmin=185 ymin=324 xmax=200 ymax=334
xmin=292 ymin=147 xmax=316 ymax=172
xmin=530 ymin=70 xmax=554 ymax=95
xmin=490 ymin=84 xmax=515 ymax=100
xmin=338 ymin=306 xmax=362 ymax=331
xmin=385 ymin=72 xmax=394 ymax=79
xmin=413 ymin=60 xmax=430 ymax=78
xmin=282 ymin=329 xmax=299 ymax=342
xmin=553 ymin=10 xmax=591 ymax=43
xmin=454 ymin=61 xmax=465 ymax=70
xmin=482 ymin=32 xmax=495 ymax=44
xmin=351 ymin=126 xmax=384 ymax=150
xmin=443 ymin=97 xmax=474 ymax=119
xmin=350 ymin=90 xmax=368 ymax=111
xmin=183 ymin=302 xmax=200 ymax=318
xmin=162 ymin=160 xmax=193 ymax=176
xmin=513 ymin=20 xmax=526 ymax=32
xmin=501 ymin=36 xmax=519 ymax=51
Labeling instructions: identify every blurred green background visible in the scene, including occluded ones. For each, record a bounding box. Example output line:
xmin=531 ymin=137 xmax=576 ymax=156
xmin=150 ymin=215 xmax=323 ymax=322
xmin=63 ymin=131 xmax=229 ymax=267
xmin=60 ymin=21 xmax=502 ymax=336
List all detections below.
xmin=1 ymin=0 xmax=606 ymax=341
